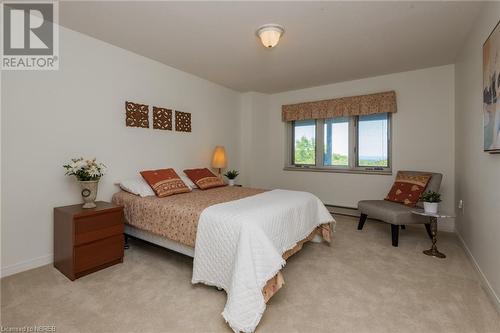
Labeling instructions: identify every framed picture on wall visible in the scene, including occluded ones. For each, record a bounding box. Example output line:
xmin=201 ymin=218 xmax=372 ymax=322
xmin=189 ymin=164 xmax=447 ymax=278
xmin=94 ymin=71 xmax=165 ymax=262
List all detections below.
xmin=483 ymin=20 xmax=500 ymax=154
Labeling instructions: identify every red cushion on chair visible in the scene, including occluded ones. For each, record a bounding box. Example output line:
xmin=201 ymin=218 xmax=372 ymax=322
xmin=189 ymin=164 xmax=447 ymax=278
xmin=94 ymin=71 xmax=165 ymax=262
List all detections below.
xmin=140 ymin=168 xmax=191 ymax=197
xmin=183 ymin=168 xmax=225 ymax=190
xmin=385 ymin=172 xmax=431 ymax=207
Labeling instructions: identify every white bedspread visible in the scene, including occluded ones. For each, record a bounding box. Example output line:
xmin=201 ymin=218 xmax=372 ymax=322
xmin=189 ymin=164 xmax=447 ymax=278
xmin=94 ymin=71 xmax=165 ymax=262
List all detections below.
xmin=191 ymin=189 xmax=334 ymax=333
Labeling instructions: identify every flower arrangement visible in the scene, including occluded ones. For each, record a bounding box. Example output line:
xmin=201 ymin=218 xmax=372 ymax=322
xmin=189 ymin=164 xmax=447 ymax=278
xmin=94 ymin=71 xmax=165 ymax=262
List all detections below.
xmin=224 ymin=170 xmax=240 ymax=180
xmin=420 ymin=191 xmax=442 ymax=203
xmin=63 ymin=158 xmax=107 ymax=181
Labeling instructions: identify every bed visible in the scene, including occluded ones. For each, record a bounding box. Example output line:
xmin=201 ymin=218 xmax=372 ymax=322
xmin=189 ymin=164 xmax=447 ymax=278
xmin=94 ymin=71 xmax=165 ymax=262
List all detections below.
xmin=112 ymin=186 xmax=334 ymax=332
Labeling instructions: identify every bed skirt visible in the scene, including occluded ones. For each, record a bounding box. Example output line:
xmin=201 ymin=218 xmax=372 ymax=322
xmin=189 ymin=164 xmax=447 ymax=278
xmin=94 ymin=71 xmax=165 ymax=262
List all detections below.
xmin=125 ymin=222 xmax=332 ymax=303
xmin=262 ymin=222 xmax=332 ymax=302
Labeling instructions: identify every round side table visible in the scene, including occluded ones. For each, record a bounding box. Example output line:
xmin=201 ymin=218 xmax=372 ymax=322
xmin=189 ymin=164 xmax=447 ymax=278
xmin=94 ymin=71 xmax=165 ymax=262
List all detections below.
xmin=411 ymin=210 xmax=454 ymax=259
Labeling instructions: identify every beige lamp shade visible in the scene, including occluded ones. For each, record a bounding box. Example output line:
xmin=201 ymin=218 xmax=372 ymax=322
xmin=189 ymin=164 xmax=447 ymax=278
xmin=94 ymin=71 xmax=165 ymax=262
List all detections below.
xmin=211 ymin=146 xmax=227 ymax=169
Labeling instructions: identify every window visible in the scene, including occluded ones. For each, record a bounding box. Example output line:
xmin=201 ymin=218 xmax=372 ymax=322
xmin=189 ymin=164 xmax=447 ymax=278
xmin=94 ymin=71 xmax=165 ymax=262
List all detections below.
xmin=324 ymin=117 xmax=349 ymax=167
xmin=357 ymin=113 xmax=389 ymax=168
xmin=288 ymin=113 xmax=391 ymax=173
xmin=292 ymin=120 xmax=316 ymax=165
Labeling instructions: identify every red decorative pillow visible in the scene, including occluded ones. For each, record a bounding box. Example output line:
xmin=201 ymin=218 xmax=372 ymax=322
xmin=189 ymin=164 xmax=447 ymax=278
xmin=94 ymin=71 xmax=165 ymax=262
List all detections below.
xmin=183 ymin=168 xmax=225 ymax=190
xmin=140 ymin=168 xmax=191 ymax=197
xmin=385 ymin=172 xmax=431 ymax=207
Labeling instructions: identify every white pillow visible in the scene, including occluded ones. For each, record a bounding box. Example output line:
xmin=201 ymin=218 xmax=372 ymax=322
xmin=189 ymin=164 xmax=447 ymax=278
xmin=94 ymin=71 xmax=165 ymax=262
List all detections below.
xmin=180 ymin=175 xmax=197 ymax=189
xmin=119 ymin=178 xmax=155 ymax=197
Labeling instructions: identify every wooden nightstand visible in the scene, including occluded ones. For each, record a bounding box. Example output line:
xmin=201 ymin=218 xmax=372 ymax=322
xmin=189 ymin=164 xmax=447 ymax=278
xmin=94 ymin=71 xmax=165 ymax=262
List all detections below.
xmin=54 ymin=201 xmax=124 ymax=280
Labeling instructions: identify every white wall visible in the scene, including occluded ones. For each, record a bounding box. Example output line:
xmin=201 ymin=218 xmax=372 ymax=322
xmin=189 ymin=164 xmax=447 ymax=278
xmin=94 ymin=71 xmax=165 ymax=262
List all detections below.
xmin=1 ymin=27 xmax=241 ymax=276
xmin=238 ymin=92 xmax=270 ymax=186
xmin=242 ymin=65 xmax=456 ymax=231
xmin=454 ymin=2 xmax=500 ymax=308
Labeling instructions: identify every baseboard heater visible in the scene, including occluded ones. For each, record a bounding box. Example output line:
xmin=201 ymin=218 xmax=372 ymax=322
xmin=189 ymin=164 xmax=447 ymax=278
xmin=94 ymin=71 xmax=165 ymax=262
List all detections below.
xmin=324 ymin=204 xmax=360 ymax=218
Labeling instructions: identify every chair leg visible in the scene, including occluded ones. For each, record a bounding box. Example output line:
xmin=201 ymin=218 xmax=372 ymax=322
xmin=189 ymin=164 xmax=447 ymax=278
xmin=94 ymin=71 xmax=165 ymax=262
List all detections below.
xmin=391 ymin=224 xmax=399 ymax=247
xmin=357 ymin=214 xmax=368 ymax=230
xmin=424 ymin=223 xmax=433 ymax=240
xmin=401 ymin=225 xmax=406 ymax=230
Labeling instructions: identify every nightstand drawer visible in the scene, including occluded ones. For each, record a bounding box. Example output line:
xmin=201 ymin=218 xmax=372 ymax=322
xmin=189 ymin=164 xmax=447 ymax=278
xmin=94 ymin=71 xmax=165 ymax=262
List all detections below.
xmin=75 ymin=210 xmax=123 ymax=235
xmin=74 ymin=235 xmax=124 ymax=273
xmin=75 ymin=224 xmax=124 ymax=246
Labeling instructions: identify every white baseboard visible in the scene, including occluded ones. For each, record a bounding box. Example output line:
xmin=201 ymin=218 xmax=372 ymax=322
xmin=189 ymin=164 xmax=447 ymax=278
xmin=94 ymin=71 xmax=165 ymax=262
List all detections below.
xmin=0 ymin=254 xmax=53 ymax=278
xmin=456 ymin=231 xmax=500 ymax=313
xmin=438 ymin=219 xmax=455 ymax=233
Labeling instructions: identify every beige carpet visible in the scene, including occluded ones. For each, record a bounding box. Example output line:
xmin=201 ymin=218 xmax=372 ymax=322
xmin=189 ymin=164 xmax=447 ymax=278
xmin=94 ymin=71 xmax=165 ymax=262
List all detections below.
xmin=2 ymin=215 xmax=499 ymax=333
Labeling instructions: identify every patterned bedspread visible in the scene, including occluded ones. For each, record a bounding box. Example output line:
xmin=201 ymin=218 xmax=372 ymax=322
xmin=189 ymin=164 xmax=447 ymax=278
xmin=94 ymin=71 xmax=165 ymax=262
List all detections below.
xmin=112 ymin=186 xmax=266 ymax=247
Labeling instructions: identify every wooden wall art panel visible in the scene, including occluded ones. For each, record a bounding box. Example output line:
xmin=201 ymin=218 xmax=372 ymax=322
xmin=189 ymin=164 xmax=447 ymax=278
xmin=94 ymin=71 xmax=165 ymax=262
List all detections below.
xmin=175 ymin=111 xmax=192 ymax=132
xmin=153 ymin=107 xmax=172 ymax=130
xmin=125 ymin=101 xmax=149 ymax=128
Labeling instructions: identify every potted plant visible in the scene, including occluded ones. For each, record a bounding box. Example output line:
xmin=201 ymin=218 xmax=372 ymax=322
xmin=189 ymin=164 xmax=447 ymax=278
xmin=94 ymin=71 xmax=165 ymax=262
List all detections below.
xmin=420 ymin=191 xmax=441 ymax=214
xmin=63 ymin=158 xmax=107 ymax=208
xmin=224 ymin=170 xmax=240 ymax=186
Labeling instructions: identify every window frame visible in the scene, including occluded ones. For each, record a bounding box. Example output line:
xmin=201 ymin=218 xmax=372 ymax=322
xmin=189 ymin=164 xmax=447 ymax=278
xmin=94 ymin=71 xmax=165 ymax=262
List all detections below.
xmin=286 ymin=114 xmax=392 ymax=175
xmin=291 ymin=119 xmax=317 ymax=166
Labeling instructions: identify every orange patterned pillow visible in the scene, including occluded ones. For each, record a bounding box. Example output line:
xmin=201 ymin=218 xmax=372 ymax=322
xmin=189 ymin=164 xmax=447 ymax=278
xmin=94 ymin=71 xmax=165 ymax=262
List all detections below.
xmin=183 ymin=168 xmax=225 ymax=190
xmin=140 ymin=168 xmax=191 ymax=197
xmin=385 ymin=172 xmax=431 ymax=207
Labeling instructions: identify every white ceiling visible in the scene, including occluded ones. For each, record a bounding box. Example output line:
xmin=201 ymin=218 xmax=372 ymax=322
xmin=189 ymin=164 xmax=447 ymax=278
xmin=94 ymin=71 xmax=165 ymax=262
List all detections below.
xmin=60 ymin=1 xmax=483 ymax=93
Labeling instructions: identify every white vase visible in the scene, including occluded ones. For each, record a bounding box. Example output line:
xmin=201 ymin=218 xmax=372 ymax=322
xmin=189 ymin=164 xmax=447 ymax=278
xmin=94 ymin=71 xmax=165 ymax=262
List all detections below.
xmin=423 ymin=202 xmax=438 ymax=214
xmin=79 ymin=180 xmax=99 ymax=208
xmin=228 ymin=179 xmax=235 ymax=186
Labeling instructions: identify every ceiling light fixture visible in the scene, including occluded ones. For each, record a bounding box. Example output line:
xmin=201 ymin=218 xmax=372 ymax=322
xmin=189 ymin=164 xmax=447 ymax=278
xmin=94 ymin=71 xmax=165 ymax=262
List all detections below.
xmin=256 ymin=24 xmax=285 ymax=48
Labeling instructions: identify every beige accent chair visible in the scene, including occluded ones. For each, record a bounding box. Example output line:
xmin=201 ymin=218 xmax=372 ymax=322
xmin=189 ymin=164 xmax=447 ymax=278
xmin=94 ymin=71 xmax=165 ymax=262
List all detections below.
xmin=357 ymin=171 xmax=443 ymax=247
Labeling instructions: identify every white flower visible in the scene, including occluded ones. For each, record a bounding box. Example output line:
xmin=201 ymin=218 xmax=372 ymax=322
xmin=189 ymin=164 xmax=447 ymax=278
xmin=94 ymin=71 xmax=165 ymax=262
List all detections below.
xmin=64 ymin=157 xmax=106 ymax=180
xmin=73 ymin=159 xmax=86 ymax=171
xmin=99 ymin=163 xmax=107 ymax=174
xmin=88 ymin=167 xmax=98 ymax=177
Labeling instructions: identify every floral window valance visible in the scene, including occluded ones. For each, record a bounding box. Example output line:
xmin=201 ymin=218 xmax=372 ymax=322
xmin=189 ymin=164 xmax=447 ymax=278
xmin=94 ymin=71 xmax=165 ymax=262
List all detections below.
xmin=282 ymin=91 xmax=397 ymax=122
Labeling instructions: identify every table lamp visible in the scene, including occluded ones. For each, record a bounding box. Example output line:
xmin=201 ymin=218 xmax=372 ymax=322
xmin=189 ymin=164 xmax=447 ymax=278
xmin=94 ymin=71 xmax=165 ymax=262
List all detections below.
xmin=211 ymin=146 xmax=227 ymax=178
